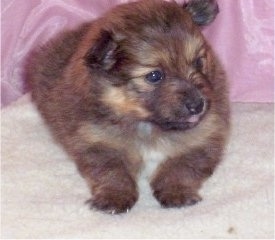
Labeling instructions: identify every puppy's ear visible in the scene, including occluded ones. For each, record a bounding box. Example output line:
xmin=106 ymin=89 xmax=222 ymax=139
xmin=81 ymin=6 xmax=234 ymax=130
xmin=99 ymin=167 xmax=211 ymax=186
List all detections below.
xmin=184 ymin=0 xmax=219 ymax=26
xmin=85 ymin=30 xmax=118 ymax=70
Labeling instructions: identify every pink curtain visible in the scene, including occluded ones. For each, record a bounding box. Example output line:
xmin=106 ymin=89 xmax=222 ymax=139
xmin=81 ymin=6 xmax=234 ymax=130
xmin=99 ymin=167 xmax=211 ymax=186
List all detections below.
xmin=2 ymin=0 xmax=274 ymax=107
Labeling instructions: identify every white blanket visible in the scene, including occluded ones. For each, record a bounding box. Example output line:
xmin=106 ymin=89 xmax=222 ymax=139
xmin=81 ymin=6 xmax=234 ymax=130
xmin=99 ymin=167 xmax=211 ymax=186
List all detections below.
xmin=1 ymin=95 xmax=274 ymax=238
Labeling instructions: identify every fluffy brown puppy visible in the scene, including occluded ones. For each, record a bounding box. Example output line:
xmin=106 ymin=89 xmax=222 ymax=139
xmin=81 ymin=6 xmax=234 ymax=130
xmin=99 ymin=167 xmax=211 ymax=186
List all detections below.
xmin=27 ymin=0 xmax=230 ymax=214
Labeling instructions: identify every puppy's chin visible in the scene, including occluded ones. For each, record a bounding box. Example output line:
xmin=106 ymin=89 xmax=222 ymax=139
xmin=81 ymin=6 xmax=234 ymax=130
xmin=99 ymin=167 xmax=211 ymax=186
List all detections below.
xmin=151 ymin=114 xmax=205 ymax=131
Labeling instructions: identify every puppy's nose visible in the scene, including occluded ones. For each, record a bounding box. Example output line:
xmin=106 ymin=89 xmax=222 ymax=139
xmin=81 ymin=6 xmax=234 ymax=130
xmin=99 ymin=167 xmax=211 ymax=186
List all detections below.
xmin=185 ymin=98 xmax=205 ymax=115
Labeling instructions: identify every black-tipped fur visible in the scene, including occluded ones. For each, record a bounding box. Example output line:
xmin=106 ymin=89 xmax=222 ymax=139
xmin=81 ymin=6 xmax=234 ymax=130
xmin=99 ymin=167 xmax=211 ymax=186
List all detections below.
xmin=184 ymin=0 xmax=219 ymax=26
xmin=85 ymin=30 xmax=118 ymax=70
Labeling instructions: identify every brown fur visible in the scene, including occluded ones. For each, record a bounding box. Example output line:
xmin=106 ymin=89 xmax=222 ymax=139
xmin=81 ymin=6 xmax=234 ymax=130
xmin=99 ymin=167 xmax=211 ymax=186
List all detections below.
xmin=26 ymin=0 xmax=230 ymax=214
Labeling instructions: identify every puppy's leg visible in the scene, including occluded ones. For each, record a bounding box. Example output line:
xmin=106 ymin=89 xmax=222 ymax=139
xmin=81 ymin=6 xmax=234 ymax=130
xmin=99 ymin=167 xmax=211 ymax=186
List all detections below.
xmin=75 ymin=144 xmax=138 ymax=214
xmin=150 ymin=146 xmax=221 ymax=208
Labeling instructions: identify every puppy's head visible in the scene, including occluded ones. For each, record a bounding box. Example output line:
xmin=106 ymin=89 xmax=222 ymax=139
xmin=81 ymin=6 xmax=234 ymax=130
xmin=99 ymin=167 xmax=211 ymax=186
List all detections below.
xmin=84 ymin=0 xmax=221 ymax=131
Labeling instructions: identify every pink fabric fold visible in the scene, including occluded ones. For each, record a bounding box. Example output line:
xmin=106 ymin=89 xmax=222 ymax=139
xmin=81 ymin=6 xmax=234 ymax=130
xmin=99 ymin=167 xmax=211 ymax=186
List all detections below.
xmin=2 ymin=0 xmax=274 ymax=107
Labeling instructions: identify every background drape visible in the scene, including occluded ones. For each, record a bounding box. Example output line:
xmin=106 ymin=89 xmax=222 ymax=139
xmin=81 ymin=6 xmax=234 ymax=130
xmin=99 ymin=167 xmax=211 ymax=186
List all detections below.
xmin=1 ymin=0 xmax=274 ymax=106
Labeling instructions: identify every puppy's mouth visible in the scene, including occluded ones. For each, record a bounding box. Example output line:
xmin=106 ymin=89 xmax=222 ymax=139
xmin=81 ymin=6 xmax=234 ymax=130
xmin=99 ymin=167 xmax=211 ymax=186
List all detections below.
xmin=154 ymin=114 xmax=203 ymax=131
xmin=151 ymin=100 xmax=208 ymax=131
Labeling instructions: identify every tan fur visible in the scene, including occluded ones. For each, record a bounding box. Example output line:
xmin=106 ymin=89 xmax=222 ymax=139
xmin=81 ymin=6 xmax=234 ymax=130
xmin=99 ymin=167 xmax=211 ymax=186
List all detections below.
xmin=101 ymin=86 xmax=150 ymax=118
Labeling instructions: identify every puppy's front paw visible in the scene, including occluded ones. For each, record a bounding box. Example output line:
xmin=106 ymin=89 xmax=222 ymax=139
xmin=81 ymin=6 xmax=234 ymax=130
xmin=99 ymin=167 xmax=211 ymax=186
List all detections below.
xmin=88 ymin=187 xmax=138 ymax=214
xmin=153 ymin=185 xmax=202 ymax=208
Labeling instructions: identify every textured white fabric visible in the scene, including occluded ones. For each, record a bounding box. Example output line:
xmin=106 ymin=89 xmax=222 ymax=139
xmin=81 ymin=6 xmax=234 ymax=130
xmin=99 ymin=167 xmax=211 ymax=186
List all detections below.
xmin=1 ymin=95 xmax=274 ymax=238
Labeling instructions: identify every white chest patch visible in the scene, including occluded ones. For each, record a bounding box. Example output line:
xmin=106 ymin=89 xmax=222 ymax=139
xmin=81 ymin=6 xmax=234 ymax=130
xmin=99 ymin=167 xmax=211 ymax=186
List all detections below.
xmin=136 ymin=122 xmax=169 ymax=179
xmin=137 ymin=122 xmax=153 ymax=138
xmin=139 ymin=144 xmax=167 ymax=179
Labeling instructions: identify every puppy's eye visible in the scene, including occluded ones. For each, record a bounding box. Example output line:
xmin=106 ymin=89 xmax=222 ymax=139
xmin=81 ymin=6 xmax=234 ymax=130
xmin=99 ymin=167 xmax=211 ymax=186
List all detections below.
xmin=193 ymin=57 xmax=204 ymax=70
xmin=145 ymin=70 xmax=164 ymax=84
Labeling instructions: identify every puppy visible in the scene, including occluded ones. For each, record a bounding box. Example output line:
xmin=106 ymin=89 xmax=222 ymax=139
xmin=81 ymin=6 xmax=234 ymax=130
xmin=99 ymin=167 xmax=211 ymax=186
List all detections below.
xmin=27 ymin=0 xmax=230 ymax=214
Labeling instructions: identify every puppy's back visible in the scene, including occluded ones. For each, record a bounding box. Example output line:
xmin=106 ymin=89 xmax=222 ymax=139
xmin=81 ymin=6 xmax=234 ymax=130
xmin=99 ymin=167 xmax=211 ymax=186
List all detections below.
xmin=26 ymin=23 xmax=89 ymax=96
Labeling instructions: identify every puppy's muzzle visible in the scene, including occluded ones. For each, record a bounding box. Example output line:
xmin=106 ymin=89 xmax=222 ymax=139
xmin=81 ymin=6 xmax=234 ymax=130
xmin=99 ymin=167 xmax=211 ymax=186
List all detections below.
xmin=185 ymin=98 xmax=207 ymax=126
xmin=185 ymin=97 xmax=205 ymax=116
xmin=183 ymin=86 xmax=207 ymax=113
